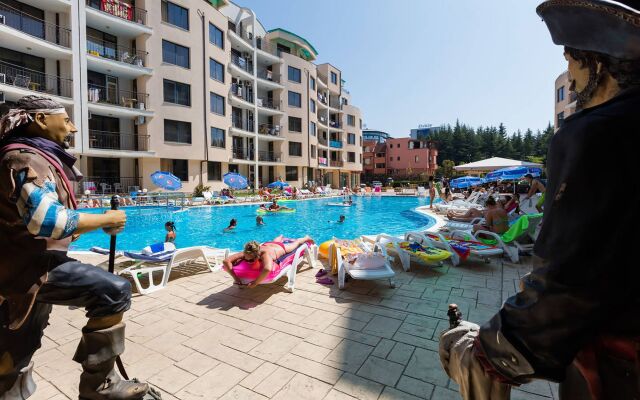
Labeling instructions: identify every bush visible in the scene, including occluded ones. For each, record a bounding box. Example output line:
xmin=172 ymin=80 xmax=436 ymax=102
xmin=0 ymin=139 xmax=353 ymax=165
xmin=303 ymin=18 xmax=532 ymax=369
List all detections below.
xmin=193 ymin=184 xmax=210 ymax=197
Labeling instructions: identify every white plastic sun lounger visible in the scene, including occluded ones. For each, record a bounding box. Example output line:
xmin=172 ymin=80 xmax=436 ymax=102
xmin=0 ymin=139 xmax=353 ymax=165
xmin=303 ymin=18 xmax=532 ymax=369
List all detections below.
xmin=329 ymin=240 xmax=395 ymax=289
xmin=408 ymin=231 xmax=503 ymax=266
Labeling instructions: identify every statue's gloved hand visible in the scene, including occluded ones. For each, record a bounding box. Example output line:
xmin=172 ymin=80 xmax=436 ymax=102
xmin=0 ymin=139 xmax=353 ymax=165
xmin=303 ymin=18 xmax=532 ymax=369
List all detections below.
xmin=439 ymin=322 xmax=511 ymax=400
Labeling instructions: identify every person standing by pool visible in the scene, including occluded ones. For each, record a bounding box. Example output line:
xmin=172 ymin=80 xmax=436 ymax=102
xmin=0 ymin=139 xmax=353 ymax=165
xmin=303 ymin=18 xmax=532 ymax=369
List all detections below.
xmin=523 ymin=173 xmax=546 ymax=212
xmin=0 ymin=95 xmax=150 ymax=399
xmin=165 ymin=221 xmax=176 ymax=242
xmin=428 ymin=176 xmax=436 ymax=209
xmin=224 ymin=218 xmax=237 ymax=232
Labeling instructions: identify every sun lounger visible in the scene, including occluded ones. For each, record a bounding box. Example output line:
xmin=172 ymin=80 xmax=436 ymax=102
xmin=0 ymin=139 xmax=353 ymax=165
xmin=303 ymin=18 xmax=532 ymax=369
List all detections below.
xmin=409 ymin=231 xmax=503 ymax=266
xmin=373 ymin=234 xmax=451 ymax=271
xmin=471 ymin=213 xmax=543 ymax=263
xmin=329 ymin=238 xmax=395 ymax=289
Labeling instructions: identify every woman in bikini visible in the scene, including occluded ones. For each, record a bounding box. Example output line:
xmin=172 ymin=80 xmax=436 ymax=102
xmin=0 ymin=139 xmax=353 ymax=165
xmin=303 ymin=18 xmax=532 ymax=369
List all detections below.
xmin=472 ymin=197 xmax=509 ymax=234
xmin=222 ymin=235 xmax=311 ymax=288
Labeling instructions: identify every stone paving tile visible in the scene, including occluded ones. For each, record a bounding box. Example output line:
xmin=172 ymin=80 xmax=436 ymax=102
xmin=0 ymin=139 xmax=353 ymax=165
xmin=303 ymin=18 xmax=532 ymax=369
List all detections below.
xmin=379 ymin=387 xmax=422 ymax=400
xmin=323 ymin=389 xmax=358 ymax=399
xmin=272 ymin=373 xmax=332 ymax=400
xmin=387 ymin=342 xmax=415 ymax=365
xmin=291 ymin=341 xmax=333 ymax=362
xmin=176 ymin=362 xmax=247 ymax=400
xmin=432 ymin=385 xmax=464 ymax=399
xmin=371 ymin=338 xmax=395 ymax=359
xmin=323 ymin=325 xmax=381 ymax=347
xmin=253 ymin=366 xmax=296 ymax=397
xmin=396 ymin=375 xmax=435 ymax=398
xmin=176 ymin=352 xmax=220 ymax=377
xmin=405 ymin=348 xmax=450 ymax=387
xmin=148 ymin=365 xmax=197 ymax=394
xmin=249 ymin=331 xmax=303 ymax=362
xmin=219 ymin=385 xmax=268 ymax=400
xmin=277 ymin=354 xmax=343 ymax=385
xmin=356 ymin=356 xmax=404 ymax=387
xmin=323 ymin=339 xmax=373 ymax=373
xmin=333 ymin=373 xmax=384 ymax=400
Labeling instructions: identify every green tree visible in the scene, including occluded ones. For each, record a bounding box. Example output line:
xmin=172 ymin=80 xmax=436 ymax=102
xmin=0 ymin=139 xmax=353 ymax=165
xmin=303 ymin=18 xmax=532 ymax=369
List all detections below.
xmin=441 ymin=159 xmax=456 ymax=177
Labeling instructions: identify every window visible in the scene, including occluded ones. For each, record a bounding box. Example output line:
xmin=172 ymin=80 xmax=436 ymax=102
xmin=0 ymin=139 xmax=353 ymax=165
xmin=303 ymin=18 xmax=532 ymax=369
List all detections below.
xmin=360 ymin=137 xmax=362 ymax=146
xmin=288 ymin=117 xmax=302 ymax=132
xmin=210 ymin=92 xmax=225 ymax=115
xmin=348 ymin=152 xmax=355 ymax=163
xmin=207 ymin=161 xmax=221 ymax=181
xmin=557 ymin=86 xmax=565 ymax=102
xmin=310 ymin=99 xmax=316 ymax=113
xmin=162 ymin=40 xmax=190 ymax=68
xmin=286 ymin=166 xmax=298 ymax=181
xmin=209 ymin=23 xmax=224 ymax=48
xmin=415 ymin=156 xmax=419 ymax=162
xmin=331 ymin=71 xmax=337 ymax=84
xmin=288 ymin=66 xmax=301 ymax=83
xmin=557 ymin=111 xmax=565 ymax=128
xmin=375 ymin=163 xmax=385 ymax=168
xmin=161 ymin=1 xmax=189 ymax=30
xmin=348 ymin=133 xmax=356 ymax=145
xmin=310 ymin=76 xmax=315 ymax=90
xmin=288 ymin=91 xmax=301 ymax=107
xmin=210 ymin=58 xmax=224 ymax=82
xmin=311 ymin=145 xmax=316 ymax=158
xmin=163 ymin=79 xmax=191 ymax=106
xmin=309 ymin=121 xmax=316 ymax=136
xmin=172 ymin=159 xmax=188 ymax=181
xmin=397 ymin=156 xmax=400 ymax=161
xmin=289 ymin=142 xmax=302 ymax=156
xmin=210 ymin=127 xmax=225 ymax=148
xmin=359 ymin=119 xmax=362 ymax=129
xmin=164 ymin=119 xmax=191 ymax=143
xmin=347 ymin=114 xmax=355 ymax=126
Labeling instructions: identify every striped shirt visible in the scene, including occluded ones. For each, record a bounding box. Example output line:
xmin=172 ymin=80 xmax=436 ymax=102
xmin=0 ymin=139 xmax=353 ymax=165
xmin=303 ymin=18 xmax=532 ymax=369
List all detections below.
xmin=14 ymin=169 xmax=79 ymax=239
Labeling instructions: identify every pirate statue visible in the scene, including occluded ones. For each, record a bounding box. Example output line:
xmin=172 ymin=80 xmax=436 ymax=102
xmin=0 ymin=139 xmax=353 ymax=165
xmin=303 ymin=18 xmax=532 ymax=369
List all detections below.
xmin=0 ymin=96 xmax=150 ymax=399
xmin=439 ymin=1 xmax=640 ymax=399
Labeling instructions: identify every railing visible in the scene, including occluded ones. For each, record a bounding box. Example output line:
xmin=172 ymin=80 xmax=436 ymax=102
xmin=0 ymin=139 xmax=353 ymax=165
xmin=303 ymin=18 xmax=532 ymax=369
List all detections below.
xmin=257 ymin=70 xmax=280 ymax=83
xmin=230 ymin=53 xmax=253 ymax=74
xmin=258 ymin=151 xmax=281 ymax=162
xmin=317 ymin=114 xmax=328 ymax=126
xmin=86 ymin=37 xmax=147 ymax=67
xmin=330 ymin=160 xmax=344 ymax=168
xmin=256 ymin=38 xmax=280 ymax=58
xmin=317 ymin=76 xmax=327 ymax=87
xmin=329 ymin=120 xmax=342 ymax=129
xmin=317 ymin=92 xmax=328 ymax=105
xmin=258 ymin=123 xmax=282 ymax=137
xmin=86 ymin=0 xmax=147 ymax=26
xmin=257 ymin=98 xmax=280 ymax=110
xmin=231 ymin=147 xmax=254 ymax=160
xmin=81 ymin=176 xmax=142 ymax=194
xmin=318 ymin=137 xmax=328 ymax=146
xmin=230 ymin=84 xmax=254 ymax=104
xmin=0 ymin=60 xmax=73 ymax=97
xmin=87 ymin=83 xmax=148 ymax=108
xmin=228 ymin=22 xmax=252 ymax=45
xmin=88 ymin=130 xmax=149 ymax=151
xmin=330 ymin=140 xmax=343 ymax=149
xmin=329 ymin=100 xmax=341 ymax=110
xmin=232 ymin=117 xmax=254 ymax=132
xmin=0 ymin=2 xmax=71 ymax=47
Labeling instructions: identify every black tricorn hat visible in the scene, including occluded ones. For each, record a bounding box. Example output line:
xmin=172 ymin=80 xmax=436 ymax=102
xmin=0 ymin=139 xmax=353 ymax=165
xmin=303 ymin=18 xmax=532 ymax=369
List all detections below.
xmin=537 ymin=0 xmax=640 ymax=59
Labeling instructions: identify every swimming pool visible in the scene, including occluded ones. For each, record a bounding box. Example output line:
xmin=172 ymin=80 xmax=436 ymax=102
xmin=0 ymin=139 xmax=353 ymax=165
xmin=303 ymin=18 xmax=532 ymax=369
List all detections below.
xmin=70 ymin=196 xmax=436 ymax=252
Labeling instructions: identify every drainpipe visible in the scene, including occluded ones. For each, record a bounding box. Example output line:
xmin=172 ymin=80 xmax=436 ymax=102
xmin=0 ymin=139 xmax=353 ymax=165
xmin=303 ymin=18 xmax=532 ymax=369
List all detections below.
xmin=240 ymin=7 xmax=259 ymax=190
xmin=305 ymin=68 xmax=310 ymax=187
xmin=198 ymin=9 xmax=208 ymax=186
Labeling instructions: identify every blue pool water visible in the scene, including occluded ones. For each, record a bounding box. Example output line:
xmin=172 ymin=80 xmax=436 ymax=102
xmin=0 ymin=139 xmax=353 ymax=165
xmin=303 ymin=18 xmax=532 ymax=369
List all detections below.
xmin=70 ymin=196 xmax=436 ymax=252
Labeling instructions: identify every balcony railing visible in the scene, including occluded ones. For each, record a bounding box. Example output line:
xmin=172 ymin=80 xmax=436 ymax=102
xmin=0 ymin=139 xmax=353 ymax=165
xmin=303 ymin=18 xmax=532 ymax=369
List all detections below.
xmin=230 ymin=84 xmax=254 ymax=104
xmin=258 ymin=124 xmax=282 ymax=137
xmin=81 ymin=176 xmax=142 ymax=194
xmin=231 ymin=147 xmax=254 ymax=161
xmin=329 ymin=120 xmax=342 ymax=129
xmin=232 ymin=117 xmax=254 ymax=132
xmin=329 ymin=100 xmax=341 ymax=110
xmin=257 ymin=70 xmax=279 ymax=83
xmin=86 ymin=37 xmax=147 ymax=67
xmin=330 ymin=160 xmax=344 ymax=168
xmin=231 ymin=53 xmax=253 ymax=74
xmin=87 ymin=83 xmax=148 ymax=108
xmin=317 ymin=114 xmax=328 ymax=126
xmin=258 ymin=151 xmax=281 ymax=162
xmin=86 ymin=0 xmax=147 ymax=26
xmin=228 ymin=22 xmax=252 ymax=45
xmin=318 ymin=157 xmax=328 ymax=166
xmin=318 ymin=137 xmax=328 ymax=146
xmin=0 ymin=60 xmax=72 ymax=97
xmin=257 ymin=98 xmax=280 ymax=110
xmin=88 ymin=130 xmax=149 ymax=151
xmin=317 ymin=93 xmax=328 ymax=105
xmin=330 ymin=140 xmax=343 ymax=149
xmin=0 ymin=2 xmax=71 ymax=47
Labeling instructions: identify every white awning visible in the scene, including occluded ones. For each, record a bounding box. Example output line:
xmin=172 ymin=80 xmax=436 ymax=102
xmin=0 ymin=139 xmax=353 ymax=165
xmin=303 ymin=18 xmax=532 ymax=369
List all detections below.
xmin=453 ymin=157 xmax=542 ymax=172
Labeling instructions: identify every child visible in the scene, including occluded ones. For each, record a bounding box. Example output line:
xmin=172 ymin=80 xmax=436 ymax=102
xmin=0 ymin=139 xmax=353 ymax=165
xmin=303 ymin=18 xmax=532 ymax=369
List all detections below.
xmin=224 ymin=218 xmax=237 ymax=232
xmin=338 ymin=215 xmax=346 ymax=223
xmin=165 ymin=221 xmax=176 ymax=242
xmin=256 ymin=216 xmax=265 ymax=226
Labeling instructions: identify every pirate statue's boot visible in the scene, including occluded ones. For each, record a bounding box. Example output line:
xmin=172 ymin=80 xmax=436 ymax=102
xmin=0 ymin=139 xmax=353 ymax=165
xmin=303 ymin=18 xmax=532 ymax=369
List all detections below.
xmin=73 ymin=322 xmax=148 ymax=400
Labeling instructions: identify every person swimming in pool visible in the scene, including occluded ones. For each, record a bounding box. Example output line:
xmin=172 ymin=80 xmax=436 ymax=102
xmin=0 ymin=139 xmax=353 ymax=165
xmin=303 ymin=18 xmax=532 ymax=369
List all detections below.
xmin=338 ymin=215 xmax=346 ymax=223
xmin=222 ymin=235 xmax=311 ymax=288
xmin=164 ymin=221 xmax=176 ymax=242
xmin=224 ymin=218 xmax=237 ymax=232
xmin=256 ymin=215 xmax=265 ymax=226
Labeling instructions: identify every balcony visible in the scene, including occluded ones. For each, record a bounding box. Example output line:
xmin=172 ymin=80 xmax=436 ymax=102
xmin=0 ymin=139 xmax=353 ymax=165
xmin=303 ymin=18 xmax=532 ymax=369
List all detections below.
xmin=86 ymin=37 xmax=151 ymax=77
xmin=232 ymin=117 xmax=254 ymax=133
xmin=0 ymin=2 xmax=72 ymax=58
xmin=88 ymin=130 xmax=149 ymax=152
xmin=0 ymin=60 xmax=73 ymax=101
xmin=330 ymin=160 xmax=344 ymax=168
xmin=318 ymin=137 xmax=328 ymax=147
xmin=318 ymin=157 xmax=328 ymax=167
xmin=85 ymin=0 xmax=151 ymax=38
xmin=256 ymin=70 xmax=283 ymax=90
xmin=330 ymin=140 xmax=343 ymax=149
xmin=317 ymin=114 xmax=328 ymax=126
xmin=230 ymin=53 xmax=253 ymax=80
xmin=228 ymin=22 xmax=252 ymax=47
xmin=256 ymin=38 xmax=281 ymax=60
xmin=257 ymin=98 xmax=283 ymax=115
xmin=329 ymin=120 xmax=342 ymax=129
xmin=229 ymin=84 xmax=254 ymax=107
xmin=258 ymin=150 xmax=281 ymax=163
xmin=87 ymin=83 xmax=152 ymax=117
xmin=317 ymin=92 xmax=328 ymax=106
xmin=258 ymin=123 xmax=284 ymax=140
xmin=231 ymin=147 xmax=254 ymax=161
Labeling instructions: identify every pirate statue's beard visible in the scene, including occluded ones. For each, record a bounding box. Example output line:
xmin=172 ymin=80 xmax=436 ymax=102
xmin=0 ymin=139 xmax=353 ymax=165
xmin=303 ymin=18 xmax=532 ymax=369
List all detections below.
xmin=570 ymin=62 xmax=602 ymax=111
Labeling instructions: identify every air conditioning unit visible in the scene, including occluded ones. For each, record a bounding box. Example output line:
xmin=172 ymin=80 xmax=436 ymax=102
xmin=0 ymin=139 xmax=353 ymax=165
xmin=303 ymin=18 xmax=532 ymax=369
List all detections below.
xmin=0 ymin=15 xmax=6 ymax=25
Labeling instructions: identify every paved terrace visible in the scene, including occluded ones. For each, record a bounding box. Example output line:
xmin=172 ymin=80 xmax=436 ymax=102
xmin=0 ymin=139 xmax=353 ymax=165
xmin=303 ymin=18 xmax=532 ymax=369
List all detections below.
xmin=31 ymin=252 xmax=558 ymax=400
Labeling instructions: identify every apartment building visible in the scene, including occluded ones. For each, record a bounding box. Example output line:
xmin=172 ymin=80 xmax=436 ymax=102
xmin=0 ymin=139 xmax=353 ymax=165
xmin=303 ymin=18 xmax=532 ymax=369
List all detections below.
xmin=554 ymin=70 xmax=576 ymax=131
xmin=0 ymin=0 xmax=363 ymax=193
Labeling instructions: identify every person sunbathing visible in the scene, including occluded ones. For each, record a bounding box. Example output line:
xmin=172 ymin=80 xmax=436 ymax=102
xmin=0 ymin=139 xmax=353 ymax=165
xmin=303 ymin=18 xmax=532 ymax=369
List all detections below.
xmin=473 ymin=197 xmax=509 ymax=234
xmin=446 ymin=208 xmax=484 ymax=222
xmin=222 ymin=235 xmax=311 ymax=288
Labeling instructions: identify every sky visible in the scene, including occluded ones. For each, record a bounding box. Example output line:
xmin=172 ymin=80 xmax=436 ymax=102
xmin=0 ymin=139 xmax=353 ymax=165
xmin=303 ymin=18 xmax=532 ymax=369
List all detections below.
xmin=238 ymin=0 xmax=567 ymax=137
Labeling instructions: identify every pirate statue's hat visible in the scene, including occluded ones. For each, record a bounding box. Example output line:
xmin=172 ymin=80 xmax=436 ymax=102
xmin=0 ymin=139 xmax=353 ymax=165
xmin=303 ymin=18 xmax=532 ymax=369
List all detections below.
xmin=537 ymin=0 xmax=640 ymax=59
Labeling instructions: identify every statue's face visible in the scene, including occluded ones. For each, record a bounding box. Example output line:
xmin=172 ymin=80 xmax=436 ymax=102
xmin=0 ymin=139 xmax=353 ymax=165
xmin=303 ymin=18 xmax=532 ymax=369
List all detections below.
xmin=564 ymin=51 xmax=590 ymax=93
xmin=37 ymin=111 xmax=77 ymax=148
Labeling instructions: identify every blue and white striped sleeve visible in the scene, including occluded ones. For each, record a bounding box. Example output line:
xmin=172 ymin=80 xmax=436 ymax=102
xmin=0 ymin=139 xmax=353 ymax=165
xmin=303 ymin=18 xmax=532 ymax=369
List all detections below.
xmin=13 ymin=169 xmax=80 ymax=239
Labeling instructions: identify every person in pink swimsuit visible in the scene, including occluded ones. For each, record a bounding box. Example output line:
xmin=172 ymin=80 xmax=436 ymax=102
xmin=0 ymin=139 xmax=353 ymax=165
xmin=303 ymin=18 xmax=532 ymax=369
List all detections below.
xmin=222 ymin=235 xmax=311 ymax=288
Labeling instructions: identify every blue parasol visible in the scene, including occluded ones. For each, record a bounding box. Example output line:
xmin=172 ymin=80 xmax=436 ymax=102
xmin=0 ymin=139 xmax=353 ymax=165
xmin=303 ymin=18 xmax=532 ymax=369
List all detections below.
xmin=267 ymin=181 xmax=290 ymax=189
xmin=223 ymin=172 xmax=248 ymax=189
xmin=485 ymin=166 xmax=542 ymax=182
xmin=150 ymin=171 xmax=182 ymax=191
xmin=450 ymin=176 xmax=484 ymax=189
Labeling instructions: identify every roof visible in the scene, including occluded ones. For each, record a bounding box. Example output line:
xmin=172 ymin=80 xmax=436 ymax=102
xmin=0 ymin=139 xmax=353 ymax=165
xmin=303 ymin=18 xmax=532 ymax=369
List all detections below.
xmin=453 ymin=157 xmax=542 ymax=172
xmin=267 ymin=28 xmax=319 ymax=57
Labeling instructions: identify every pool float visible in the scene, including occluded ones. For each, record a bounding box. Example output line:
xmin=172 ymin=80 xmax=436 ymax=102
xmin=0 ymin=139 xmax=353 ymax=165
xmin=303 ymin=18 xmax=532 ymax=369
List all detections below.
xmin=387 ymin=241 xmax=451 ymax=264
xmin=327 ymin=202 xmax=352 ymax=207
xmin=318 ymin=240 xmax=334 ymax=258
xmin=256 ymin=207 xmax=296 ymax=214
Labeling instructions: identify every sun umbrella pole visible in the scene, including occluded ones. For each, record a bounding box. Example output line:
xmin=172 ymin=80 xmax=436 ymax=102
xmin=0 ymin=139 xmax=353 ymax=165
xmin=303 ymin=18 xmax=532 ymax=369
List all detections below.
xmin=108 ymin=195 xmax=119 ymax=274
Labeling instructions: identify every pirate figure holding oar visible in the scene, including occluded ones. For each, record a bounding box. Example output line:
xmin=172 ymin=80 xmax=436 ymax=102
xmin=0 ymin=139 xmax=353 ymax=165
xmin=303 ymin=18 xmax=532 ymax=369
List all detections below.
xmin=0 ymin=95 xmax=154 ymax=399
xmin=439 ymin=1 xmax=640 ymax=399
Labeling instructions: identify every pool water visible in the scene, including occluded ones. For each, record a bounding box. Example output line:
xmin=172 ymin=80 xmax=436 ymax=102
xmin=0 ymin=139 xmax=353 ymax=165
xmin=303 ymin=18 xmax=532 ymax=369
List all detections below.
xmin=70 ymin=196 xmax=436 ymax=252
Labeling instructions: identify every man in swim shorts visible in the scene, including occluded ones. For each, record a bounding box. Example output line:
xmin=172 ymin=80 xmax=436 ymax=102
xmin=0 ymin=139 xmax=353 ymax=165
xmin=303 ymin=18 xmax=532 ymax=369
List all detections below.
xmin=523 ymin=173 xmax=546 ymax=212
xmin=222 ymin=235 xmax=311 ymax=288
